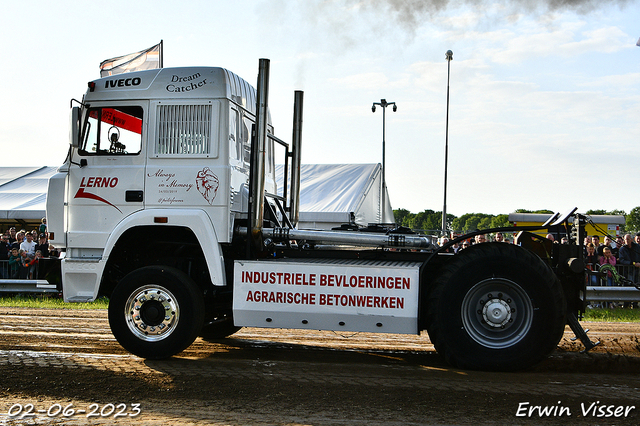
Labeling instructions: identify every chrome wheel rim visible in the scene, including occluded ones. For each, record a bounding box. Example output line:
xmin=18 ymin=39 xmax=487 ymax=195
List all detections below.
xmin=124 ymin=285 xmax=179 ymax=342
xmin=461 ymin=278 xmax=533 ymax=349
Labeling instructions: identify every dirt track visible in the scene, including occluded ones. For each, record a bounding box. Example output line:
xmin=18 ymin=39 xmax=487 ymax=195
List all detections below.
xmin=0 ymin=307 xmax=639 ymax=425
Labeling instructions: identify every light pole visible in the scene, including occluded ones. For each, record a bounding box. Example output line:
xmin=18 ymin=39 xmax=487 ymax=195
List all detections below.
xmin=442 ymin=50 xmax=453 ymax=236
xmin=372 ymin=99 xmax=397 ymax=223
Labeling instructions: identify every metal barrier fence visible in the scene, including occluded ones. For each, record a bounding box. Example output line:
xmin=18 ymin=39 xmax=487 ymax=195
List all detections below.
xmin=587 ymin=263 xmax=638 ymax=286
xmin=0 ymin=259 xmax=40 ymax=280
xmin=0 ymin=259 xmax=59 ymax=294
xmin=586 ymin=263 xmax=640 ymax=304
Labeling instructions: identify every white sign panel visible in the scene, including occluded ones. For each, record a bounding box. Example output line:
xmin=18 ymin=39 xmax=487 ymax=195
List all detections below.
xmin=233 ymin=259 xmax=420 ymax=334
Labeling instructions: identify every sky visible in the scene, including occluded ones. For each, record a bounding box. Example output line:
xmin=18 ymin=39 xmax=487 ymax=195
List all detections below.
xmin=0 ymin=0 xmax=638 ymax=217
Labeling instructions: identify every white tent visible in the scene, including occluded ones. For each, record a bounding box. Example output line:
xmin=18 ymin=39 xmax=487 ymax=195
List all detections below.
xmin=276 ymin=164 xmax=394 ymax=230
xmin=0 ymin=167 xmax=57 ymax=221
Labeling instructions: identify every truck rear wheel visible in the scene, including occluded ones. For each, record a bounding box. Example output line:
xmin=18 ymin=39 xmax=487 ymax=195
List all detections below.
xmin=425 ymin=243 xmax=566 ymax=371
xmin=108 ymin=266 xmax=204 ymax=359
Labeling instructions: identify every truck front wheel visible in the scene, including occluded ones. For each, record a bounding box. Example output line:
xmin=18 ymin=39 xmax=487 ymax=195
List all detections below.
xmin=425 ymin=243 xmax=566 ymax=371
xmin=108 ymin=266 xmax=204 ymax=359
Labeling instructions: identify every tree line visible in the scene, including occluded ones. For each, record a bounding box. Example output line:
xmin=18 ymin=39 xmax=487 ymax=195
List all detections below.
xmin=393 ymin=208 xmax=640 ymax=234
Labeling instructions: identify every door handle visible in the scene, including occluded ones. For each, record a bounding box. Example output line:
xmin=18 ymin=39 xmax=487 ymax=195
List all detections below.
xmin=125 ymin=190 xmax=143 ymax=202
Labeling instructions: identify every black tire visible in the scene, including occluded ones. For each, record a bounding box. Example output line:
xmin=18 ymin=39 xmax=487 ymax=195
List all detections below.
xmin=108 ymin=266 xmax=205 ymax=359
xmin=425 ymin=243 xmax=566 ymax=371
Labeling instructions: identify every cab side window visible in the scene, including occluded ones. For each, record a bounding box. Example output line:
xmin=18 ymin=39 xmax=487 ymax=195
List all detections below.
xmin=241 ymin=116 xmax=252 ymax=165
xmin=80 ymin=106 xmax=143 ymax=155
xmin=229 ymin=108 xmax=241 ymax=161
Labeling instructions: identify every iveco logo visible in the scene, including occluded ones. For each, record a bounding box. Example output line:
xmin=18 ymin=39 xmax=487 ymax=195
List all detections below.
xmin=105 ymin=77 xmax=142 ymax=88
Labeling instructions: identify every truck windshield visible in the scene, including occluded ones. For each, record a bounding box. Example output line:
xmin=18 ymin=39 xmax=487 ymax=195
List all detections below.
xmin=80 ymin=105 xmax=143 ymax=155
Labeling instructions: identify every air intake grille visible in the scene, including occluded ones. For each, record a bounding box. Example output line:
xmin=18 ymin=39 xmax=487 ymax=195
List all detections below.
xmin=156 ymin=104 xmax=212 ymax=155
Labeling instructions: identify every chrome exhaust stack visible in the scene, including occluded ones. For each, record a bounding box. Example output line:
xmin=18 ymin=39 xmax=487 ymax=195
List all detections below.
xmin=289 ymin=90 xmax=303 ymax=228
xmin=249 ymin=58 xmax=270 ymax=250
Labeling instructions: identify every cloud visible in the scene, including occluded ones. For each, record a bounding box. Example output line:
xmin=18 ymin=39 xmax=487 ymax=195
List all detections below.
xmin=330 ymin=72 xmax=390 ymax=89
xmin=559 ymin=26 xmax=632 ymax=54
xmin=488 ymin=23 xmax=631 ymax=63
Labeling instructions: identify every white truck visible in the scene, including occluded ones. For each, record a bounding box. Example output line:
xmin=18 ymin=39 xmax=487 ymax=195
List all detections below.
xmin=46 ymin=58 xmax=596 ymax=371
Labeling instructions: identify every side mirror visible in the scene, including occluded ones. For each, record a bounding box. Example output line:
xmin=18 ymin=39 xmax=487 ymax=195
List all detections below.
xmin=69 ymin=106 xmax=80 ymax=147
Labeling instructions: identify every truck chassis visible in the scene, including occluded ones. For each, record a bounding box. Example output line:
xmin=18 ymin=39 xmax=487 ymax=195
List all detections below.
xmin=43 ymin=58 xmax=600 ymax=371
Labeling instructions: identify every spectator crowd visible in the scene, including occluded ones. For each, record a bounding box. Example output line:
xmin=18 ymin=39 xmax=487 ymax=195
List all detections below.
xmin=438 ymin=231 xmax=521 ymax=253
xmin=0 ymin=219 xmax=59 ymax=279
xmin=438 ymin=230 xmax=640 ymax=309
xmin=582 ymin=233 xmax=640 ymax=281
xmin=582 ymin=233 xmax=640 ymax=309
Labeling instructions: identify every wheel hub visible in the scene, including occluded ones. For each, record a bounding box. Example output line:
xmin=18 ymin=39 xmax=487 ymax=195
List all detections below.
xmin=124 ymin=286 xmax=180 ymax=342
xmin=139 ymin=299 xmax=166 ymax=326
xmin=482 ymin=298 xmax=511 ymax=328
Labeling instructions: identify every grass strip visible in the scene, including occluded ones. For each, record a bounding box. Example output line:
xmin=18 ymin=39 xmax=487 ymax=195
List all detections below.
xmin=584 ymin=306 xmax=640 ymax=322
xmin=0 ymin=295 xmax=109 ymax=309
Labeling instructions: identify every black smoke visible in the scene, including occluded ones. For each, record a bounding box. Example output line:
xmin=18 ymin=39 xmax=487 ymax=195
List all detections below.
xmin=354 ymin=0 xmax=631 ymax=29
